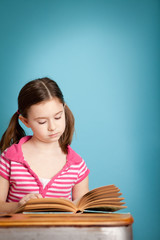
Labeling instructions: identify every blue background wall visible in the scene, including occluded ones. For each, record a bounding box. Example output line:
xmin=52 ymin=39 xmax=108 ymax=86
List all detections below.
xmin=0 ymin=0 xmax=159 ymax=239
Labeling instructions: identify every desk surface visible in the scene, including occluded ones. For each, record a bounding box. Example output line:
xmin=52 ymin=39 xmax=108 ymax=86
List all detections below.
xmin=0 ymin=213 xmax=133 ymax=227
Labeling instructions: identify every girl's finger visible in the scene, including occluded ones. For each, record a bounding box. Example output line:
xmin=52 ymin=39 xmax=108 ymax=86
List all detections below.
xmin=36 ymin=194 xmax=43 ymax=198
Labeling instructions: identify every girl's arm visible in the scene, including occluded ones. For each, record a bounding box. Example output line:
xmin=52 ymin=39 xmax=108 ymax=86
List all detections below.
xmin=0 ymin=176 xmax=19 ymax=214
xmin=0 ymin=176 xmax=42 ymax=214
xmin=72 ymin=176 xmax=89 ymax=202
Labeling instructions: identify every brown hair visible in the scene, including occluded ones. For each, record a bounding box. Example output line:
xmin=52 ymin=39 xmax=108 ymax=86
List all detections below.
xmin=0 ymin=77 xmax=75 ymax=153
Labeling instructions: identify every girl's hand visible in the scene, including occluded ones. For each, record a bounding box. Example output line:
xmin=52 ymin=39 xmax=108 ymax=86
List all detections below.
xmin=18 ymin=193 xmax=42 ymax=206
xmin=72 ymin=198 xmax=80 ymax=205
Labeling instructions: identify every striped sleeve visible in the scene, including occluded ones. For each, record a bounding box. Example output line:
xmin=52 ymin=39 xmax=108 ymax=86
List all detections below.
xmin=76 ymin=159 xmax=90 ymax=184
xmin=0 ymin=151 xmax=10 ymax=180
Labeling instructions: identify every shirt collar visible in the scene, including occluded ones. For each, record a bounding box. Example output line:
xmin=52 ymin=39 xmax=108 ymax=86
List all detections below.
xmin=5 ymin=136 xmax=82 ymax=165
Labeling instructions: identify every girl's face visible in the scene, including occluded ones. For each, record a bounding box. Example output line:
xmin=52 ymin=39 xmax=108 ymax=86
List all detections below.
xmin=19 ymin=98 xmax=66 ymax=144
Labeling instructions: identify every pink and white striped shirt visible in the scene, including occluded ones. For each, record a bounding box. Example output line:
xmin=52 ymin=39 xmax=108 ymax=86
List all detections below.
xmin=0 ymin=136 xmax=90 ymax=202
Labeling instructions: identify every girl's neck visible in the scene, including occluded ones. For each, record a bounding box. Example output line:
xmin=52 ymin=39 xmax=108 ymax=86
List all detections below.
xmin=28 ymin=136 xmax=62 ymax=154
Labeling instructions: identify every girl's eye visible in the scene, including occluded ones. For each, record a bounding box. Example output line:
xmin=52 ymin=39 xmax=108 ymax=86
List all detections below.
xmin=38 ymin=121 xmax=46 ymax=125
xmin=55 ymin=116 xmax=61 ymax=120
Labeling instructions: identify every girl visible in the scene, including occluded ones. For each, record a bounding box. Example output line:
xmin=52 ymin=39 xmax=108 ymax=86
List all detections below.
xmin=0 ymin=77 xmax=89 ymax=213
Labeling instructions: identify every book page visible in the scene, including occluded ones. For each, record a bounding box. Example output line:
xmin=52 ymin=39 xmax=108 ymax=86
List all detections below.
xmin=77 ymin=185 xmax=121 ymax=208
xmin=16 ymin=198 xmax=77 ymax=213
xmin=77 ymin=185 xmax=126 ymax=212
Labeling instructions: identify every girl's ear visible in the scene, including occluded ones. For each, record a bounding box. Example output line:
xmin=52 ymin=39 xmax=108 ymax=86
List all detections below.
xmin=19 ymin=115 xmax=30 ymax=128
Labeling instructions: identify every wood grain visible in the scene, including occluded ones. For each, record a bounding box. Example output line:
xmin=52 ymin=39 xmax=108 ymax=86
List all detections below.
xmin=0 ymin=213 xmax=134 ymax=227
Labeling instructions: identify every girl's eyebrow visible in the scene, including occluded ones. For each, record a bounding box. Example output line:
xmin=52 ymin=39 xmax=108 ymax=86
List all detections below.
xmin=55 ymin=110 xmax=63 ymax=116
xmin=34 ymin=111 xmax=63 ymax=120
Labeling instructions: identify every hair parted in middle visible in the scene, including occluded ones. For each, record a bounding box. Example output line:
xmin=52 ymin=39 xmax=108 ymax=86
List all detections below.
xmin=0 ymin=77 xmax=75 ymax=153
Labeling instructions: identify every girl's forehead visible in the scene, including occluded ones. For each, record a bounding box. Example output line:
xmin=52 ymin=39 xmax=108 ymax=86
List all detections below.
xmin=28 ymin=98 xmax=64 ymax=116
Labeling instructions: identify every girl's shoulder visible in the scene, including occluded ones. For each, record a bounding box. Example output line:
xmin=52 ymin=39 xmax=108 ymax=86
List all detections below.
xmin=67 ymin=145 xmax=84 ymax=165
xmin=66 ymin=146 xmax=90 ymax=179
xmin=1 ymin=136 xmax=31 ymax=163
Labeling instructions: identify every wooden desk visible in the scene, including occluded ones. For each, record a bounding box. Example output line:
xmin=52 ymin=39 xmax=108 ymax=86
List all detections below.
xmin=0 ymin=213 xmax=134 ymax=240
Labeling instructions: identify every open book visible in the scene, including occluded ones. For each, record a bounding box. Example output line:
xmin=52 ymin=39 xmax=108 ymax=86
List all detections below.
xmin=16 ymin=185 xmax=127 ymax=214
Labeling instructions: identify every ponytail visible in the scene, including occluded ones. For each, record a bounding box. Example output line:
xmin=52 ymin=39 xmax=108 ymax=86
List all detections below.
xmin=59 ymin=104 xmax=75 ymax=154
xmin=0 ymin=112 xmax=26 ymax=153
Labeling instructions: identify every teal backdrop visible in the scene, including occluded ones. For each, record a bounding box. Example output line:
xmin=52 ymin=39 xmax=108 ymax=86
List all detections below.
xmin=0 ymin=0 xmax=159 ymax=239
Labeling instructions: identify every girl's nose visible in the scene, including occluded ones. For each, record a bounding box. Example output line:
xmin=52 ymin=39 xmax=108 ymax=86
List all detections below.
xmin=48 ymin=120 xmax=56 ymax=131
